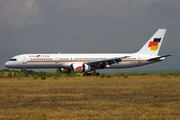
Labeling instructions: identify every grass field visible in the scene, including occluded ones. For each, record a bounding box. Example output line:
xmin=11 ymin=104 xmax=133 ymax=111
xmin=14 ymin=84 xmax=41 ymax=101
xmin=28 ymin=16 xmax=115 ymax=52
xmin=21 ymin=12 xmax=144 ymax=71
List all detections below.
xmin=0 ymin=76 xmax=180 ymax=119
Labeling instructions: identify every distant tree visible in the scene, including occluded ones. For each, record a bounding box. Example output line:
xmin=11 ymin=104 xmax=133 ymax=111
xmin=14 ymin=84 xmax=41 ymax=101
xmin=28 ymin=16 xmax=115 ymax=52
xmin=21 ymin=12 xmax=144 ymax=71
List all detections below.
xmin=27 ymin=70 xmax=35 ymax=74
xmin=1 ymin=69 xmax=10 ymax=72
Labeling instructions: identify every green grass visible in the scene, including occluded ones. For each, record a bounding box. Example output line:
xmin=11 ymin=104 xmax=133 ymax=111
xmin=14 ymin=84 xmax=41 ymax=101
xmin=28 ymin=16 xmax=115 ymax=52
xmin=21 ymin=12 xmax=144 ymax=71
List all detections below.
xmin=0 ymin=69 xmax=180 ymax=79
xmin=113 ymin=71 xmax=126 ymax=77
xmin=41 ymin=76 xmax=46 ymax=80
xmin=123 ymin=75 xmax=128 ymax=78
xmin=54 ymin=77 xmax=59 ymax=79
xmin=100 ymin=74 xmax=106 ymax=78
xmin=158 ymin=70 xmax=180 ymax=76
xmin=106 ymin=75 xmax=111 ymax=78
xmin=34 ymin=76 xmax=38 ymax=79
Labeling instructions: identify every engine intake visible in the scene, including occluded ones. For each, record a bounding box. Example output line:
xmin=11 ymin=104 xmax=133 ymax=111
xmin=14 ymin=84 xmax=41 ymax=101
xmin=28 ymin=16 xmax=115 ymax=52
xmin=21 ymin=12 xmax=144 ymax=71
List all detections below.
xmin=71 ymin=63 xmax=91 ymax=73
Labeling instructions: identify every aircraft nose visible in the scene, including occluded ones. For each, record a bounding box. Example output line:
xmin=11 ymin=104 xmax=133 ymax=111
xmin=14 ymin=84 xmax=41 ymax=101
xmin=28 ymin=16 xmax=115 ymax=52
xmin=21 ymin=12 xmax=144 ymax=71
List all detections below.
xmin=4 ymin=62 xmax=10 ymax=68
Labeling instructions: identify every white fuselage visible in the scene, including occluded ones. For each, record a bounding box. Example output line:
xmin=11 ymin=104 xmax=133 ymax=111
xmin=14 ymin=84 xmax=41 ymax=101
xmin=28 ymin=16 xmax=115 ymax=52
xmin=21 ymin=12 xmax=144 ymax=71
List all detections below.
xmin=4 ymin=53 xmax=160 ymax=70
xmin=4 ymin=29 xmax=169 ymax=73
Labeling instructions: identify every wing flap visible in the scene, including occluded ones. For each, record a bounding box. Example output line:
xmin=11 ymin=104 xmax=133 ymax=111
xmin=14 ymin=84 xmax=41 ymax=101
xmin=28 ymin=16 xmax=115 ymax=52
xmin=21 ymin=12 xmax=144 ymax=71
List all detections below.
xmin=85 ymin=56 xmax=130 ymax=66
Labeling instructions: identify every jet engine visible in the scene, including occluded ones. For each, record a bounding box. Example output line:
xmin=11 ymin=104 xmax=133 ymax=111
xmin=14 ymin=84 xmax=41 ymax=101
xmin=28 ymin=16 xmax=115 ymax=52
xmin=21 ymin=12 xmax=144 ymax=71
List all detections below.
xmin=60 ymin=68 xmax=70 ymax=73
xmin=71 ymin=63 xmax=91 ymax=73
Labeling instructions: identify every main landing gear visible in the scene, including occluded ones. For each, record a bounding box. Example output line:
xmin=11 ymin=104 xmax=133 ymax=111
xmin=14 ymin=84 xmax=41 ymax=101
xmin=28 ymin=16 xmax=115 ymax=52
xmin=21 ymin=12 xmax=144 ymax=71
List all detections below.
xmin=82 ymin=72 xmax=99 ymax=76
xmin=58 ymin=68 xmax=100 ymax=76
xmin=83 ymin=67 xmax=99 ymax=76
xmin=92 ymin=67 xmax=99 ymax=76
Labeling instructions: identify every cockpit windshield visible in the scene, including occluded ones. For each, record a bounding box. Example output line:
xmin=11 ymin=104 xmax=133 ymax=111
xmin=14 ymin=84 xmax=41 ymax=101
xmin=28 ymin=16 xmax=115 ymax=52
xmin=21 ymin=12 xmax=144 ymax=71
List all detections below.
xmin=9 ymin=58 xmax=17 ymax=61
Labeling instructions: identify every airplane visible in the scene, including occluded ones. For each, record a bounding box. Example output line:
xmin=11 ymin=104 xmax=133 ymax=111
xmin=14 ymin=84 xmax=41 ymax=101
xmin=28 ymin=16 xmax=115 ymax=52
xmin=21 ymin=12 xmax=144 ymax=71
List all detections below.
xmin=5 ymin=29 xmax=172 ymax=76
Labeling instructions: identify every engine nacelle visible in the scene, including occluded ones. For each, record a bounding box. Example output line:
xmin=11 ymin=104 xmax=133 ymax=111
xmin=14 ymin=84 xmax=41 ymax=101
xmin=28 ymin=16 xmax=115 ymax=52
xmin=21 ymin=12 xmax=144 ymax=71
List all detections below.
xmin=71 ymin=63 xmax=91 ymax=73
xmin=60 ymin=68 xmax=70 ymax=73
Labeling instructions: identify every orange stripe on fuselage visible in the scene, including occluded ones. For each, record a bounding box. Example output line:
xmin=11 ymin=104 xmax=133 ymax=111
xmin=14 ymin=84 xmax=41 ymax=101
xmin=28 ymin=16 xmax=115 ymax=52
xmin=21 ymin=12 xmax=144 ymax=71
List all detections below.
xmin=27 ymin=60 xmax=148 ymax=63
xmin=27 ymin=60 xmax=92 ymax=63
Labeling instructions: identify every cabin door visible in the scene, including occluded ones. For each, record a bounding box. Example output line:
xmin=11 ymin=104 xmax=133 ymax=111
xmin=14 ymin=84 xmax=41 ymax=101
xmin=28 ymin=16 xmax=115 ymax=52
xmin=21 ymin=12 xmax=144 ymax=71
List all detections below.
xmin=22 ymin=56 xmax=27 ymax=64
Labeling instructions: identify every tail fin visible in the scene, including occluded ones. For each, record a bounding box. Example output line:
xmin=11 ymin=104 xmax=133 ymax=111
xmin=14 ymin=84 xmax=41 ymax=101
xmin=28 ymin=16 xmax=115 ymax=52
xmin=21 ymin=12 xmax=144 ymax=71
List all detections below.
xmin=137 ymin=29 xmax=166 ymax=56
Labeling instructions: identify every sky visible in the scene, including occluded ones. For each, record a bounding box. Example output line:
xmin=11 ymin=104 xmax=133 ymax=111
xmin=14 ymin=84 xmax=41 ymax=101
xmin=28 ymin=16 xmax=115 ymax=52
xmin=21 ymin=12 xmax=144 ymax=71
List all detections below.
xmin=0 ymin=0 xmax=180 ymax=73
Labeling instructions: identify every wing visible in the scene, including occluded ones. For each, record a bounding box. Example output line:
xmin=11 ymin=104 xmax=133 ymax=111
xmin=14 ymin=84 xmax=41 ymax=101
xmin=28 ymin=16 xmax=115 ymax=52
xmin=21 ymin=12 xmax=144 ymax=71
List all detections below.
xmin=85 ymin=56 xmax=130 ymax=68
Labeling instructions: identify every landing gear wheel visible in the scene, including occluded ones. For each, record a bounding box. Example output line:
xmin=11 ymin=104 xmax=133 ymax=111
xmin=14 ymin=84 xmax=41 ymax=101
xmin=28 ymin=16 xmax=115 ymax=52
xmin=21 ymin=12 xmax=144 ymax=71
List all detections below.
xmin=83 ymin=72 xmax=90 ymax=76
xmin=96 ymin=72 xmax=100 ymax=76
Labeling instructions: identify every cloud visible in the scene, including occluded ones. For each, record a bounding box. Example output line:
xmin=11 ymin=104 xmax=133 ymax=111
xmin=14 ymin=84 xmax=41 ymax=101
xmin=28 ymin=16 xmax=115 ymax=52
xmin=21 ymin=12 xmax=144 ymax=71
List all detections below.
xmin=0 ymin=0 xmax=41 ymax=28
xmin=0 ymin=0 xmax=180 ymax=71
xmin=1 ymin=0 xmax=179 ymax=29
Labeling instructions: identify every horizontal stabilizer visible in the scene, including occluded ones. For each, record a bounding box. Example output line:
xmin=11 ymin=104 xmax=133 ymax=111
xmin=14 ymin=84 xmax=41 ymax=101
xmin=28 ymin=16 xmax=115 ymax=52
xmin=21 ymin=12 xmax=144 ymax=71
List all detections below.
xmin=147 ymin=54 xmax=172 ymax=61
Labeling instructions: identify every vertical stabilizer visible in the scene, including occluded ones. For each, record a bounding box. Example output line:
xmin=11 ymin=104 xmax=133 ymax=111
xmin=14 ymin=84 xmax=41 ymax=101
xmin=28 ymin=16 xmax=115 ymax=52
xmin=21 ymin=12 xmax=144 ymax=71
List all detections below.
xmin=137 ymin=29 xmax=166 ymax=56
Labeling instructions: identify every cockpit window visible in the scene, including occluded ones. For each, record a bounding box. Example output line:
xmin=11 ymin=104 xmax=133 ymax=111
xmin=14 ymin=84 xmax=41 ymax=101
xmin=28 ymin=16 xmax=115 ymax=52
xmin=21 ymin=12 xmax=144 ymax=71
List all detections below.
xmin=9 ymin=58 xmax=17 ymax=61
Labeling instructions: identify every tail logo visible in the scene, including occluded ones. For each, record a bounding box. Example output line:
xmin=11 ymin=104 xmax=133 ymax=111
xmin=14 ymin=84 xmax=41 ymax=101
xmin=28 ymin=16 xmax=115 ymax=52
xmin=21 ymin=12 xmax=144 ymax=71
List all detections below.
xmin=148 ymin=38 xmax=161 ymax=51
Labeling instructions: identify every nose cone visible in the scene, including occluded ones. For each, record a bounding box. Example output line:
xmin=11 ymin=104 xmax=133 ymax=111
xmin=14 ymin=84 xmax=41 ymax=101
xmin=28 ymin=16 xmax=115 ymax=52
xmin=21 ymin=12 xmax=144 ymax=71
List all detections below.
xmin=4 ymin=62 xmax=10 ymax=68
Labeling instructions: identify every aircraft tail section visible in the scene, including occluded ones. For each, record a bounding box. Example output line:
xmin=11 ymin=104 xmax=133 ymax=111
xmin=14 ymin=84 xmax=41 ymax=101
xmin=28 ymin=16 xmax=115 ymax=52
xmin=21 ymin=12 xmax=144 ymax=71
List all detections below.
xmin=137 ymin=29 xmax=166 ymax=56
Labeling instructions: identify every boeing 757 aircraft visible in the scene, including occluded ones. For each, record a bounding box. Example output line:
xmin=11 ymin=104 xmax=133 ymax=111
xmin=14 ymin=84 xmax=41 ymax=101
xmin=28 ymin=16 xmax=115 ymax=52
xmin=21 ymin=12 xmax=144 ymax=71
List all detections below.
xmin=5 ymin=29 xmax=171 ymax=75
